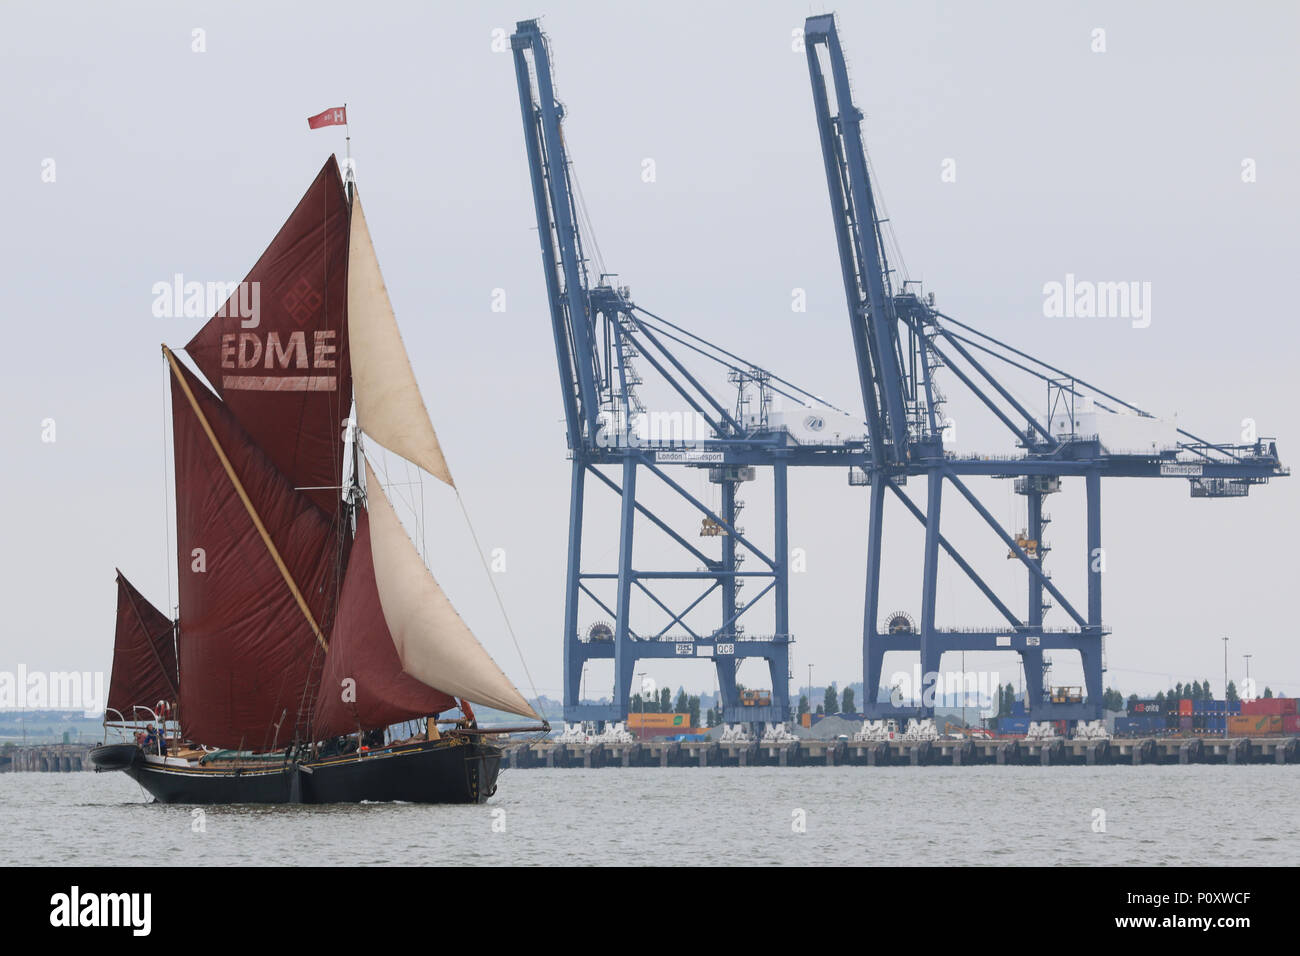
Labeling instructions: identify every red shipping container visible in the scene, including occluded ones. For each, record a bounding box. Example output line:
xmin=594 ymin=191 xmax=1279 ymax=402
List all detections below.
xmin=1243 ymin=698 xmax=1295 ymax=716
xmin=1283 ymin=714 xmax=1300 ymax=734
xmin=1179 ymin=698 xmax=1193 ymax=716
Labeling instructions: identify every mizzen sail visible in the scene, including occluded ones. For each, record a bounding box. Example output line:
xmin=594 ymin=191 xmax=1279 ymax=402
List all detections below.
xmin=348 ymin=190 xmax=454 ymax=486
xmin=107 ymin=571 xmax=178 ymax=719
xmin=364 ymin=460 xmax=538 ymax=719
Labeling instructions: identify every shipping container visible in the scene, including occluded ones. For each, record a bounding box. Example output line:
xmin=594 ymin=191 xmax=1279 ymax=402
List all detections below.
xmin=1128 ymin=699 xmax=1162 ymax=715
xmin=1114 ymin=717 xmax=1160 ymax=736
xmin=1178 ymin=716 xmax=1194 ymax=731
xmin=1011 ymin=701 xmax=1026 ymax=717
xmin=1242 ymin=697 xmax=1297 ymax=716
xmin=1179 ymin=698 xmax=1193 ymax=716
xmin=998 ymin=717 xmax=1030 ymax=735
xmin=1283 ymin=714 xmax=1300 ymax=734
xmin=627 ymin=713 xmax=691 ymax=730
xmin=1123 ymin=714 xmax=1162 ymax=732
xmin=1228 ymin=714 xmax=1283 ymax=736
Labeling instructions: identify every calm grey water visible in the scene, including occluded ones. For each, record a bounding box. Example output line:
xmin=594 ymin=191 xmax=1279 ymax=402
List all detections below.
xmin=2 ymin=766 xmax=1295 ymax=866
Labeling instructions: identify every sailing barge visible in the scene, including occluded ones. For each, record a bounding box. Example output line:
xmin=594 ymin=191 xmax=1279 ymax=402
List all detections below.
xmin=90 ymin=157 xmax=541 ymax=803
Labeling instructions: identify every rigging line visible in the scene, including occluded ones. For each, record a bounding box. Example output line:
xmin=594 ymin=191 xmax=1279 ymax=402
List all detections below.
xmin=937 ymin=312 xmax=1249 ymax=459
xmin=453 ymin=489 xmax=544 ymax=713
xmin=401 ymin=454 xmax=422 ymax=561
xmin=632 ymin=308 xmax=747 ymax=366
xmin=628 ymin=319 xmax=745 ymax=375
xmin=933 ymin=311 xmax=1154 ymax=418
xmin=419 ymin=467 xmax=427 ymax=566
xmin=863 ymin=148 xmax=910 ymax=289
xmin=633 ymin=307 xmax=854 ymax=416
xmin=944 ymin=331 xmax=1078 ymax=431
xmin=396 ymin=457 xmax=421 ymax=530
xmin=627 ymin=321 xmax=819 ymax=414
xmin=942 ymin=329 xmax=1122 ymax=415
xmin=160 ymin=359 xmax=175 ymax=617
xmin=568 ymin=158 xmax=606 ymax=281
xmin=373 ymin=447 xmax=420 ymax=538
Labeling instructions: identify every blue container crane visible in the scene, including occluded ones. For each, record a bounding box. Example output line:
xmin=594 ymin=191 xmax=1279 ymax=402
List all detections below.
xmin=802 ymin=14 xmax=1287 ymax=720
xmin=510 ymin=20 xmax=868 ymax=727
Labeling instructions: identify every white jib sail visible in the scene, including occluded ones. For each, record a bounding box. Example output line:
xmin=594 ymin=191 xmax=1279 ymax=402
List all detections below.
xmin=348 ymin=188 xmax=455 ymax=486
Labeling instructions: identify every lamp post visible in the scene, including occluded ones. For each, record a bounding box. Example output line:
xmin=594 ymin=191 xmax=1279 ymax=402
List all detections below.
xmin=1222 ymin=636 xmax=1229 ymax=738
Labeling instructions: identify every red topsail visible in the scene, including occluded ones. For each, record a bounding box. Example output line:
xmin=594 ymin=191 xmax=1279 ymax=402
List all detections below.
xmin=185 ymin=158 xmax=351 ymax=516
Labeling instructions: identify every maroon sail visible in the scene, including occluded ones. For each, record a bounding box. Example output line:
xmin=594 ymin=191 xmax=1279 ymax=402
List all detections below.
xmin=313 ymin=508 xmax=456 ymax=739
xmin=107 ymin=571 xmax=178 ymax=720
xmin=185 ymin=157 xmax=351 ymax=516
xmin=170 ymin=357 xmax=341 ymax=750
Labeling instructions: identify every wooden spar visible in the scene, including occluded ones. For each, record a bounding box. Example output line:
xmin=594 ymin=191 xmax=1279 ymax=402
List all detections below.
xmin=162 ymin=345 xmax=329 ymax=653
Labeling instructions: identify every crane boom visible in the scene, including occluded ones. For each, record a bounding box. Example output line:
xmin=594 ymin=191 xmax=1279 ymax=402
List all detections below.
xmin=805 ymin=14 xmax=911 ymax=464
xmin=512 ymin=20 xmax=602 ymax=445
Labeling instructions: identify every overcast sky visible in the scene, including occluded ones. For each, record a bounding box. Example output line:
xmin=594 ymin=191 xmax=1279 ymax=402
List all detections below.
xmin=3 ymin=1 xmax=1297 ymax=711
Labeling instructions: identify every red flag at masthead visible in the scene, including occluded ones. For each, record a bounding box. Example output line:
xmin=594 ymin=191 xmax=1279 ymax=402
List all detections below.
xmin=308 ymin=106 xmax=347 ymax=129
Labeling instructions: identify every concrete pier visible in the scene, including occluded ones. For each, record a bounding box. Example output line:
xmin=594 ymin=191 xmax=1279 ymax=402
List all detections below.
xmin=2 ymin=743 xmax=91 ymax=772
xmin=504 ymin=736 xmax=1300 ymax=769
